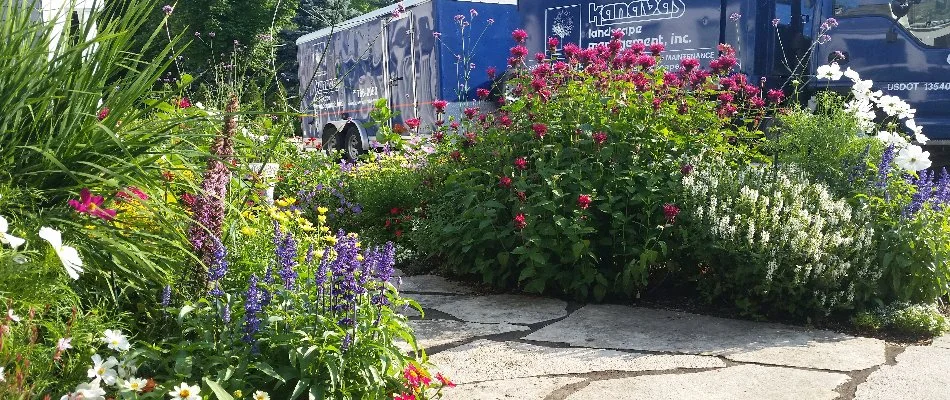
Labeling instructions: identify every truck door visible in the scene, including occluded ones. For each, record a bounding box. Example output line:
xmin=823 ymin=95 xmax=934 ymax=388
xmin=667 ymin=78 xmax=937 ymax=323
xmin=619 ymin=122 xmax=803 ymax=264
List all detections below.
xmin=519 ymin=0 xmax=724 ymax=70
xmin=820 ymin=0 xmax=950 ymax=140
xmin=385 ymin=13 xmax=416 ymax=128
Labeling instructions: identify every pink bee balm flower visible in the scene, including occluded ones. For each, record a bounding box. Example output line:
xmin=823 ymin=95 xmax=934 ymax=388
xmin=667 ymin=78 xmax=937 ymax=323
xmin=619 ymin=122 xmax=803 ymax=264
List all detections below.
xmin=513 ymin=157 xmax=528 ymax=170
xmin=405 ymin=118 xmax=421 ymax=130
xmin=432 ymin=99 xmax=448 ymax=113
xmin=663 ymin=203 xmax=680 ymax=223
xmin=649 ymin=43 xmax=665 ymax=56
xmin=577 ymin=194 xmax=592 ymax=209
xmin=532 ymin=123 xmax=548 ymax=139
xmin=486 ymin=66 xmax=497 ymax=79
xmin=463 ymin=107 xmax=479 ymax=119
xmin=476 ymin=88 xmax=490 ymax=99
xmin=511 ymin=29 xmax=528 ymax=43
xmin=547 ymin=37 xmax=559 ymax=49
xmin=68 ymin=189 xmax=117 ymax=221
xmin=767 ymin=89 xmax=785 ymax=103
xmin=513 ymin=213 xmax=527 ymax=230
xmin=592 ymin=131 xmax=607 ymax=145
xmin=498 ymin=176 xmax=512 ymax=188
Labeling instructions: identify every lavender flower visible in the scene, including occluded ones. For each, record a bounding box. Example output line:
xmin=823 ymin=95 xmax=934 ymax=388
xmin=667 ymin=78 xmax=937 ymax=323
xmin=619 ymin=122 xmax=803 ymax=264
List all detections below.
xmin=934 ymin=168 xmax=950 ymax=209
xmin=877 ymin=144 xmax=895 ymax=190
xmin=243 ymin=275 xmax=263 ymax=344
xmin=904 ymin=170 xmax=934 ymax=217
xmin=162 ymin=4 xmax=173 ymax=15
xmin=161 ymin=285 xmax=172 ymax=307
xmin=341 ymin=333 xmax=352 ymax=351
xmin=208 ymin=239 xmax=228 ymax=296
xmin=276 ymin=231 xmax=299 ymax=290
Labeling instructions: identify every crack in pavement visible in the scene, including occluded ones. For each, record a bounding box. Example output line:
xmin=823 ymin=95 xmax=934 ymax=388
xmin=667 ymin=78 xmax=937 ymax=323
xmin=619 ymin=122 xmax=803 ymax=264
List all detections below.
xmin=832 ymin=344 xmax=908 ymax=400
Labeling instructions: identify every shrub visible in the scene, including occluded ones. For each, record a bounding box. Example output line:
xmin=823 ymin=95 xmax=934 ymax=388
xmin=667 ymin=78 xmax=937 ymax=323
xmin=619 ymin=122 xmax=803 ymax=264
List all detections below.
xmin=853 ymin=303 xmax=949 ymax=337
xmin=418 ymin=34 xmax=769 ymax=300
xmin=680 ymin=160 xmax=879 ymax=316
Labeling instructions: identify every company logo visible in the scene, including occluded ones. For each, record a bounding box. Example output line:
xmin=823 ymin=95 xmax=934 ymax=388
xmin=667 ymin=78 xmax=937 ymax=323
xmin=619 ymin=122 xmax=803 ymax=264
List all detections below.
xmin=546 ymin=5 xmax=582 ymax=46
xmin=589 ymin=0 xmax=686 ymax=27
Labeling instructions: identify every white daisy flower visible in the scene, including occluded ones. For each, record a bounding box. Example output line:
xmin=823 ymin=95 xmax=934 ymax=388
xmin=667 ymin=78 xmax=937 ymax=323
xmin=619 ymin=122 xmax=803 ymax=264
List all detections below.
xmin=102 ymin=329 xmax=131 ymax=352
xmin=169 ymin=382 xmax=201 ymax=400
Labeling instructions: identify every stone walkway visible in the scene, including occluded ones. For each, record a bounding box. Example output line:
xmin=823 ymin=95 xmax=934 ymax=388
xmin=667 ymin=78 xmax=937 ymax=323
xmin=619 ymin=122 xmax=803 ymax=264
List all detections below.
xmin=397 ymin=273 xmax=950 ymax=400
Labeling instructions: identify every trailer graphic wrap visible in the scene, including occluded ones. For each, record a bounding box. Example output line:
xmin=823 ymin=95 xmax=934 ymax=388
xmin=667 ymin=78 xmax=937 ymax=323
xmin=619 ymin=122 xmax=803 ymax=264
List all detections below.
xmin=523 ymin=0 xmax=722 ymax=70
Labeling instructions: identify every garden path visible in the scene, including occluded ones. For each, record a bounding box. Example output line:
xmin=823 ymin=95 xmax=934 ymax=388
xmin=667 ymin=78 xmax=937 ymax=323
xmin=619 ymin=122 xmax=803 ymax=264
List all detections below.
xmin=396 ymin=272 xmax=950 ymax=400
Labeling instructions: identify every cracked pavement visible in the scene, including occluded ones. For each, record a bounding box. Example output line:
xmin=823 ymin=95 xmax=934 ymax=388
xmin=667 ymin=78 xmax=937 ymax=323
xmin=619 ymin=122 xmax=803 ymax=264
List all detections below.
xmin=397 ymin=273 xmax=950 ymax=400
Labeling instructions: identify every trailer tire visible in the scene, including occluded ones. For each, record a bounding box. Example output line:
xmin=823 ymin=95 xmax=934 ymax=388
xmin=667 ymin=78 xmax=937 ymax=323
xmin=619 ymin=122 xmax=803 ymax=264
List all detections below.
xmin=323 ymin=127 xmax=343 ymax=156
xmin=344 ymin=128 xmax=364 ymax=161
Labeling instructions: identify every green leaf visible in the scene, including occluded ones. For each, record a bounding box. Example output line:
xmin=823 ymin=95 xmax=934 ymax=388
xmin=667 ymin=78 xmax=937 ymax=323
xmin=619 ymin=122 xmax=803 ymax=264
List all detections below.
xmin=177 ymin=305 xmax=195 ymax=324
xmin=497 ymin=251 xmax=510 ymax=266
xmin=290 ymin=379 xmax=310 ymax=400
xmin=254 ymin=362 xmax=286 ymax=383
xmin=203 ymin=377 xmax=234 ymax=400
xmin=174 ymin=352 xmax=193 ymax=377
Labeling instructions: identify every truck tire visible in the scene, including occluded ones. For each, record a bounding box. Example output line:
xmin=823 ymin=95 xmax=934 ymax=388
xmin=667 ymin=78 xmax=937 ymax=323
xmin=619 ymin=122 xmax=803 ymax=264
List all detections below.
xmin=344 ymin=129 xmax=363 ymax=161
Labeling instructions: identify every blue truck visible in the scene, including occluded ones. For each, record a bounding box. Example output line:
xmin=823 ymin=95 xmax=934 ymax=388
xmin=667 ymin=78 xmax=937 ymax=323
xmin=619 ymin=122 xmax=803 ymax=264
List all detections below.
xmin=298 ymin=0 xmax=950 ymax=158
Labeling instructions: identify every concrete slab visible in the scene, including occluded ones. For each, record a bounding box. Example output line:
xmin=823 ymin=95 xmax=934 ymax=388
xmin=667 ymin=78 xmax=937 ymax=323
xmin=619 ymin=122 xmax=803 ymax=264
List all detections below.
xmin=854 ymin=346 xmax=950 ymax=400
xmin=566 ymin=364 xmax=848 ymax=400
xmin=430 ymin=339 xmax=725 ymax=384
xmin=932 ymin=334 xmax=950 ymax=349
xmin=524 ymin=304 xmax=884 ymax=371
xmin=424 ymin=294 xmax=568 ymax=325
xmin=399 ymin=294 xmax=461 ymax=318
xmin=448 ymin=377 xmax=584 ymax=400
xmin=409 ymin=320 xmax=529 ymax=349
xmin=399 ymin=274 xmax=475 ymax=294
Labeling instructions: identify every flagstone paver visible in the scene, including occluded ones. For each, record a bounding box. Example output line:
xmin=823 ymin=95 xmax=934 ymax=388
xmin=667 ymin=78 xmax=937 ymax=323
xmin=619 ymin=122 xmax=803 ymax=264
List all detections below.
xmin=932 ymin=334 xmax=950 ymax=349
xmin=422 ymin=294 xmax=568 ymax=325
xmin=565 ymin=364 xmax=849 ymax=400
xmin=524 ymin=304 xmax=885 ymax=371
xmin=398 ymin=294 xmax=461 ymax=318
xmin=450 ymin=377 xmax=585 ymax=400
xmin=408 ymin=320 xmax=529 ymax=349
xmin=430 ymin=339 xmax=725 ymax=384
xmin=854 ymin=346 xmax=950 ymax=400
xmin=398 ymin=274 xmax=476 ymax=294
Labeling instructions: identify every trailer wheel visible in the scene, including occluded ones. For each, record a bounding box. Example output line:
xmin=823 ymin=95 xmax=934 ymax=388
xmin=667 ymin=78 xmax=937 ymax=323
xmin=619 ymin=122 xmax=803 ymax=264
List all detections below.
xmin=344 ymin=129 xmax=363 ymax=161
xmin=322 ymin=128 xmax=342 ymax=156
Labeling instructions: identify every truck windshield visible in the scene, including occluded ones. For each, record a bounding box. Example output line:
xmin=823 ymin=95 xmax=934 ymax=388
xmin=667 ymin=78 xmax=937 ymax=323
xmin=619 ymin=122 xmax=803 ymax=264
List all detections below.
xmin=834 ymin=0 xmax=950 ymax=48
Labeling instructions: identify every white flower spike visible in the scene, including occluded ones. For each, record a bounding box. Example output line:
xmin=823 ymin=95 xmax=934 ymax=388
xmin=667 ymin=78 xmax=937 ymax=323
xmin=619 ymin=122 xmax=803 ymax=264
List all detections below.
xmin=0 ymin=215 xmax=25 ymax=249
xmin=38 ymin=227 xmax=83 ymax=280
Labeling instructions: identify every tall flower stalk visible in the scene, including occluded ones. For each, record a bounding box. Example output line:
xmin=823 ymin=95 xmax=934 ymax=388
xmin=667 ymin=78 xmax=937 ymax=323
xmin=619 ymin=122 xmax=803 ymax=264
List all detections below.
xmin=188 ymin=95 xmax=239 ymax=293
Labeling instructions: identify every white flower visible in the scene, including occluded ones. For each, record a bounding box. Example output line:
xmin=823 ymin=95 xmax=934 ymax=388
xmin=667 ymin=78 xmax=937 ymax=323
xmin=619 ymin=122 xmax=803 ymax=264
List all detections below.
xmin=906 ymin=119 xmax=929 ymax=144
xmin=57 ymin=337 xmax=72 ymax=352
xmin=73 ymin=382 xmax=107 ymax=400
xmin=38 ymin=227 xmax=83 ymax=280
xmin=102 ymin=329 xmax=131 ymax=352
xmin=0 ymin=215 xmax=25 ymax=249
xmin=816 ymin=63 xmax=843 ymax=80
xmin=0 ymin=366 xmax=5 ymax=382
xmin=876 ymin=130 xmax=908 ymax=147
xmin=7 ymin=309 xmax=20 ymax=323
xmin=87 ymin=354 xmax=119 ymax=386
xmin=253 ymin=391 xmax=271 ymax=400
xmin=844 ymin=67 xmax=861 ymax=81
xmin=876 ymin=95 xmax=915 ymax=119
xmin=116 ymin=357 xmax=137 ymax=378
xmin=170 ymin=382 xmax=201 ymax=400
xmin=195 ymin=102 xmax=205 ymax=109
xmin=120 ymin=377 xmax=148 ymax=393
xmin=895 ymin=145 xmax=932 ymax=171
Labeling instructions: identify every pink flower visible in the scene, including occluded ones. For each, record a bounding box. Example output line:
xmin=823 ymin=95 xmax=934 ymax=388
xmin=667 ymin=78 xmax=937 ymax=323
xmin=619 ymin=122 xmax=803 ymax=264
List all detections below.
xmin=630 ymin=42 xmax=646 ymax=55
xmin=450 ymin=150 xmax=461 ymax=161
xmin=680 ymin=57 xmax=700 ymax=72
xmin=767 ymin=89 xmax=785 ymax=103
xmin=592 ymin=131 xmax=607 ymax=145
xmin=97 ymin=107 xmax=110 ymax=121
xmin=486 ymin=66 xmax=497 ymax=79
xmin=649 ymin=43 xmax=665 ymax=56
xmin=511 ymin=29 xmax=528 ymax=43
xmin=432 ymin=100 xmax=448 ymax=113
xmin=611 ymin=29 xmax=625 ymax=40
xmin=177 ymin=97 xmax=192 ymax=109
xmin=405 ymin=118 xmax=421 ymax=129
xmin=547 ymin=37 xmax=559 ymax=49
xmin=535 ymin=52 xmax=545 ymax=63
xmin=513 ymin=213 xmax=527 ymax=230
xmin=498 ymin=176 xmax=512 ymax=188
xmin=514 ymin=157 xmax=528 ymax=170
xmin=476 ymin=88 xmax=490 ymax=99
xmin=68 ymin=188 xmax=117 ymax=221
xmin=116 ymin=186 xmax=149 ymax=202
xmin=510 ymin=45 xmax=528 ymax=58
xmin=450 ymin=121 xmax=460 ymax=130
xmin=463 ymin=107 xmax=479 ymax=120
xmin=663 ymin=203 xmax=680 ymax=223
xmin=499 ymin=114 xmax=513 ymax=128
xmin=435 ymin=372 xmax=456 ymax=388
xmin=577 ymin=194 xmax=592 ymax=209
xmin=532 ymin=123 xmax=547 ymax=139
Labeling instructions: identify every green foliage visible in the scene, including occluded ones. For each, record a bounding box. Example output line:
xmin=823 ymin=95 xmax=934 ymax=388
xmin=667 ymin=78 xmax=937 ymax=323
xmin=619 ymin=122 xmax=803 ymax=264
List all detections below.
xmin=853 ymin=303 xmax=949 ymax=337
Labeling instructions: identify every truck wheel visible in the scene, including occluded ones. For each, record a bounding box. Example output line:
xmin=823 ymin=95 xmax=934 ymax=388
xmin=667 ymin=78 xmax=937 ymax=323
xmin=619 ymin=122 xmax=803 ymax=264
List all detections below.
xmin=344 ymin=129 xmax=363 ymax=161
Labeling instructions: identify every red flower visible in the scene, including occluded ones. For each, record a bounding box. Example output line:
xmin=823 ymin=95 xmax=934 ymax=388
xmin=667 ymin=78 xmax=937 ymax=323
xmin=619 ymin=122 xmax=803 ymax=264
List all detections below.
xmin=498 ymin=176 xmax=512 ymax=188
xmin=97 ymin=107 xmax=110 ymax=121
xmin=180 ymin=192 xmax=196 ymax=207
xmin=390 ymin=207 xmax=401 ymax=215
xmin=767 ymin=89 xmax=785 ymax=103
xmin=499 ymin=114 xmax=513 ymax=127
xmin=177 ymin=97 xmax=192 ymax=109
xmin=532 ymin=123 xmax=548 ymax=139
xmin=405 ymin=118 xmax=421 ymax=130
xmin=433 ymin=131 xmax=445 ymax=142
xmin=68 ymin=188 xmax=117 ymax=221
xmin=486 ymin=66 xmax=497 ymax=79
xmin=395 ymin=229 xmax=403 ymax=237
xmin=463 ymin=107 xmax=479 ymax=120
xmin=450 ymin=150 xmax=461 ymax=161
xmin=403 ymin=364 xmax=431 ymax=389
xmin=577 ymin=194 xmax=592 ymax=209
xmin=450 ymin=121 xmax=460 ymax=130
xmin=394 ymin=394 xmax=416 ymax=400
xmin=513 ymin=213 xmax=527 ymax=230
xmin=511 ymin=29 xmax=528 ymax=43
xmin=547 ymin=37 xmax=559 ymax=49
xmin=385 ymin=219 xmax=392 ymax=228
xmin=593 ymin=131 xmax=607 ymax=145
xmin=393 ymin=123 xmax=407 ymax=134
xmin=432 ymin=99 xmax=448 ymax=113
xmin=535 ymin=52 xmax=545 ymax=63
xmin=663 ymin=203 xmax=680 ymax=223
xmin=476 ymin=88 xmax=490 ymax=99
xmin=436 ymin=373 xmax=456 ymax=388
xmin=513 ymin=157 xmax=528 ymax=170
